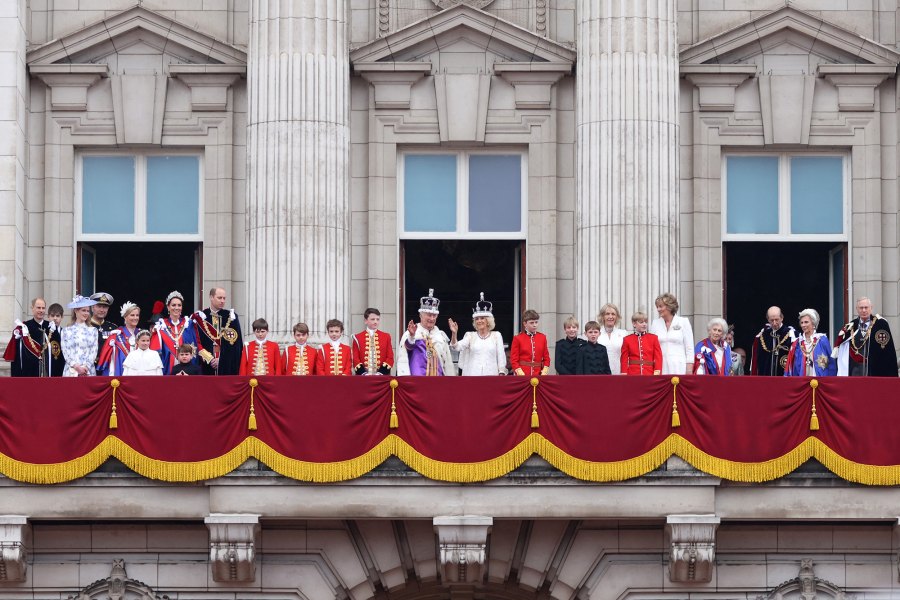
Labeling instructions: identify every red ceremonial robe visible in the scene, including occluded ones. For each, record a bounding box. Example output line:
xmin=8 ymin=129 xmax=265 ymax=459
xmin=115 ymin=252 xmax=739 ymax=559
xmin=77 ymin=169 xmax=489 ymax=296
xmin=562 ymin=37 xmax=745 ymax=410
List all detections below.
xmin=239 ymin=340 xmax=283 ymax=376
xmin=282 ymin=344 xmax=317 ymax=376
xmin=315 ymin=343 xmax=352 ymax=376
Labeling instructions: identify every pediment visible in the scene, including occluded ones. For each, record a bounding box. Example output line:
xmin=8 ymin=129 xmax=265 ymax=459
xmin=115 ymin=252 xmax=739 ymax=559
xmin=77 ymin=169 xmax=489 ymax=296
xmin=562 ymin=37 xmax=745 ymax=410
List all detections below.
xmin=26 ymin=5 xmax=246 ymax=67
xmin=350 ymin=4 xmax=575 ymax=66
xmin=681 ymin=5 xmax=900 ymax=68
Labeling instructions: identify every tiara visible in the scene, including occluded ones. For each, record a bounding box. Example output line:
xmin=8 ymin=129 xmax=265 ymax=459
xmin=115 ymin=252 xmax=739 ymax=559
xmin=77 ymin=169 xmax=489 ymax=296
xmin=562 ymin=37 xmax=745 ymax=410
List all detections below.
xmin=120 ymin=301 xmax=138 ymax=318
xmin=472 ymin=292 xmax=493 ymax=318
xmin=136 ymin=329 xmax=152 ymax=338
xmin=418 ymin=288 xmax=440 ymax=314
xmin=166 ymin=290 xmax=184 ymax=305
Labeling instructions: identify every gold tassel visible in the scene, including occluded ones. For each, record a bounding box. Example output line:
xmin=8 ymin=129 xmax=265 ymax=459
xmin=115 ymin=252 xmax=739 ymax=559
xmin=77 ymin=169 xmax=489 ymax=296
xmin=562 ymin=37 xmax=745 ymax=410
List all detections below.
xmin=389 ymin=379 xmax=399 ymax=429
xmin=248 ymin=378 xmax=259 ymax=431
xmin=109 ymin=379 xmax=120 ymax=429
xmin=670 ymin=376 xmax=681 ymax=428
xmin=809 ymin=379 xmax=820 ymax=431
xmin=530 ymin=377 xmax=540 ymax=429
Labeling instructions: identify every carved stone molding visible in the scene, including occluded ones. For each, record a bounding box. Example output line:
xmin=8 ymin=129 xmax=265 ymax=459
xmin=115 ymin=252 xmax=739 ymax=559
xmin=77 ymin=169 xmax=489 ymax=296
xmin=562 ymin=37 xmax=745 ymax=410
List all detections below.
xmin=69 ymin=559 xmax=166 ymax=600
xmin=681 ymin=64 xmax=757 ymax=112
xmin=494 ymin=62 xmax=571 ymax=110
xmin=435 ymin=73 xmax=490 ymax=141
xmin=205 ymin=513 xmax=260 ymax=583
xmin=30 ymin=64 xmax=108 ymax=111
xmin=757 ymin=559 xmax=852 ymax=600
xmin=818 ymin=64 xmax=895 ymax=112
xmin=0 ymin=516 xmax=28 ymax=583
xmin=355 ymin=62 xmax=432 ymax=109
xmin=666 ymin=514 xmax=719 ymax=583
xmin=432 ymin=0 xmax=494 ymax=9
xmin=169 ymin=64 xmax=244 ymax=112
xmin=434 ymin=516 xmax=492 ymax=585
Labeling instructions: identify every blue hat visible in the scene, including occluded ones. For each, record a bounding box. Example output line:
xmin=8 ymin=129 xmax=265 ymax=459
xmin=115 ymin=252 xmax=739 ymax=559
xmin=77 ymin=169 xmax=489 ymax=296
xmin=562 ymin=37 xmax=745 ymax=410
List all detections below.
xmin=67 ymin=295 xmax=97 ymax=309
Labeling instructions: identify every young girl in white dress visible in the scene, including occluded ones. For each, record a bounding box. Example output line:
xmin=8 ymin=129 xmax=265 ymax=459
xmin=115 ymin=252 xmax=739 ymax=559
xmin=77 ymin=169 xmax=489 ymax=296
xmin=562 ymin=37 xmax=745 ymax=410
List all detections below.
xmin=122 ymin=330 xmax=164 ymax=376
xmin=448 ymin=293 xmax=507 ymax=376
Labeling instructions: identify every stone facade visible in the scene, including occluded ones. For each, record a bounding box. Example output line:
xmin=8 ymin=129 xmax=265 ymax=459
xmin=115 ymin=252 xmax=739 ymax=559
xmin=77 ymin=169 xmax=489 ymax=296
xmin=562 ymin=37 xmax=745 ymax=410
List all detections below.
xmin=3 ymin=1 xmax=900 ymax=594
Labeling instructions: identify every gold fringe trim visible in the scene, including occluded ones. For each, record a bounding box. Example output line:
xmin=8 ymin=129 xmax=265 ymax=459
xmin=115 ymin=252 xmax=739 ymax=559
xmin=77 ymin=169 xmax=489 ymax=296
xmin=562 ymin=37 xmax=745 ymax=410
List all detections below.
xmin=3 ymin=434 xmax=900 ymax=485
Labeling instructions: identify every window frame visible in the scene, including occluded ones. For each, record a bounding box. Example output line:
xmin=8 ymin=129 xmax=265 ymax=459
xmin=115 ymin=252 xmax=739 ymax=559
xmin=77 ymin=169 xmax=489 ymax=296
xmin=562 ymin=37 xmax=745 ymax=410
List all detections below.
xmin=75 ymin=150 xmax=204 ymax=242
xmin=398 ymin=149 xmax=528 ymax=240
xmin=721 ymin=151 xmax=850 ymax=242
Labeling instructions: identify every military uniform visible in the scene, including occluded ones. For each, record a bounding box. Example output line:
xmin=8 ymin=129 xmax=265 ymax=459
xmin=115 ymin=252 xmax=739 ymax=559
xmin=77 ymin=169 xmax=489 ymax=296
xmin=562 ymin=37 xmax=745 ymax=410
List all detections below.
xmin=89 ymin=292 xmax=119 ymax=376
xmin=575 ymin=341 xmax=611 ymax=375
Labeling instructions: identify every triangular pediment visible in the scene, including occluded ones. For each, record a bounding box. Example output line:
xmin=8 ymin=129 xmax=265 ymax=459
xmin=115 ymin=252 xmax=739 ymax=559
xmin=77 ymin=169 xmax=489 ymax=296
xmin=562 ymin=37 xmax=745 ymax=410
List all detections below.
xmin=26 ymin=5 xmax=246 ymax=67
xmin=350 ymin=4 xmax=575 ymax=66
xmin=681 ymin=5 xmax=900 ymax=67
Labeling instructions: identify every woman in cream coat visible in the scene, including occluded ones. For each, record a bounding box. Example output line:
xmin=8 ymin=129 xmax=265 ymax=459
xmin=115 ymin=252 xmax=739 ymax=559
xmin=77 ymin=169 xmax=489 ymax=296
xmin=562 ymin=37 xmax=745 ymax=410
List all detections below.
xmin=649 ymin=293 xmax=694 ymax=375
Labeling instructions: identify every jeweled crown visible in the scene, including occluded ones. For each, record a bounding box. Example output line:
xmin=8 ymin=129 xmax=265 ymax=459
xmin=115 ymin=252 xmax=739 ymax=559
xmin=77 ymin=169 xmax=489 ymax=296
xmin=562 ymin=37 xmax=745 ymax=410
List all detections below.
xmin=473 ymin=292 xmax=493 ymax=318
xmin=418 ymin=288 xmax=440 ymax=314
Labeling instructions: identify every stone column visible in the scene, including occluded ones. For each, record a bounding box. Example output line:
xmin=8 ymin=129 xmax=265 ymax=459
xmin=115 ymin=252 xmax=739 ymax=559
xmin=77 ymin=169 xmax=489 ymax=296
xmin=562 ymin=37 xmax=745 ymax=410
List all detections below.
xmin=575 ymin=1 xmax=679 ymax=321
xmin=246 ymin=0 xmax=349 ymax=340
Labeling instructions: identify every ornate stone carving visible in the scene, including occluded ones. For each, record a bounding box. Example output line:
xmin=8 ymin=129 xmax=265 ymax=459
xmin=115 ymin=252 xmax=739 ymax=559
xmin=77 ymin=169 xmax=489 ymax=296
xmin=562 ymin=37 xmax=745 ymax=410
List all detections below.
xmin=535 ymin=0 xmax=547 ymax=36
xmin=757 ymin=559 xmax=852 ymax=600
xmin=431 ymin=0 xmax=494 ymax=9
xmin=434 ymin=516 xmax=492 ymax=585
xmin=0 ymin=516 xmax=28 ymax=582
xmin=666 ymin=515 xmax=719 ymax=583
xmin=204 ymin=514 xmax=260 ymax=582
xmin=68 ymin=559 xmax=166 ymax=600
xmin=378 ymin=0 xmax=390 ymax=36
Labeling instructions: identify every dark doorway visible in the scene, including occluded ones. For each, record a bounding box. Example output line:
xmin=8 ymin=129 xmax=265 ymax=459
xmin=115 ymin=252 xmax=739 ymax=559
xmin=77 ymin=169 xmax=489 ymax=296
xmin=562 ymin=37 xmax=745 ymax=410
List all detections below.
xmin=724 ymin=242 xmax=847 ymax=361
xmin=402 ymin=240 xmax=523 ymax=343
xmin=77 ymin=242 xmax=200 ymax=327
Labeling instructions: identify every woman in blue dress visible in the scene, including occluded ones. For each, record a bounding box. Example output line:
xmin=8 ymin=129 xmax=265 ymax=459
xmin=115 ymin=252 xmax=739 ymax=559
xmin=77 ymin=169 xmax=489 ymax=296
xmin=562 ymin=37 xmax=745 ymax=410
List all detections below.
xmin=784 ymin=308 xmax=836 ymax=377
xmin=61 ymin=295 xmax=99 ymax=377
xmin=150 ymin=291 xmax=199 ymax=375
xmin=98 ymin=302 xmax=142 ymax=377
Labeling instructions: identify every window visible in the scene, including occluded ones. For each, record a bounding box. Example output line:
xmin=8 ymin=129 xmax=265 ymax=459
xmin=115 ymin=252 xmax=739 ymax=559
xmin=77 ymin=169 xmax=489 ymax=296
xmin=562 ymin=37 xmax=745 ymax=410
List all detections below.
xmin=723 ymin=154 xmax=847 ymax=240
xmin=400 ymin=151 xmax=526 ymax=238
xmin=77 ymin=152 xmax=202 ymax=240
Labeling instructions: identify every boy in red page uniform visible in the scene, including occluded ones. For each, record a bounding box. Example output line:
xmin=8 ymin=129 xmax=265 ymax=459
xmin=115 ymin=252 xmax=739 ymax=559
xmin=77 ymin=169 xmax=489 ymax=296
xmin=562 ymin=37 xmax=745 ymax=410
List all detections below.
xmin=510 ymin=309 xmax=550 ymax=376
xmin=240 ymin=318 xmax=282 ymax=376
xmin=352 ymin=308 xmax=394 ymax=375
xmin=316 ymin=319 xmax=352 ymax=376
xmin=620 ymin=312 xmax=662 ymax=375
xmin=283 ymin=322 xmax=317 ymax=376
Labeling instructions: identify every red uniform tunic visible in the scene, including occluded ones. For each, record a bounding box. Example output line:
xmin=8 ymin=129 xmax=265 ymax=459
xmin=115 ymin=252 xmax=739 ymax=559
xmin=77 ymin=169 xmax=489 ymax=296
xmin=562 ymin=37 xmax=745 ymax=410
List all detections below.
xmin=510 ymin=331 xmax=550 ymax=376
xmin=351 ymin=329 xmax=394 ymax=375
xmin=282 ymin=344 xmax=317 ymax=376
xmin=239 ymin=340 xmax=283 ymax=376
xmin=620 ymin=332 xmax=663 ymax=375
xmin=315 ymin=342 xmax=352 ymax=376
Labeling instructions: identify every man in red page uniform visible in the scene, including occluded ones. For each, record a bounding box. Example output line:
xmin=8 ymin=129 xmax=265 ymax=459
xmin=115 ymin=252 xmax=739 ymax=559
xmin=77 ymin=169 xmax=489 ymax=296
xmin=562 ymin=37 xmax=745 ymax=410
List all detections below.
xmin=352 ymin=308 xmax=394 ymax=375
xmin=620 ymin=311 xmax=663 ymax=375
xmin=510 ymin=309 xmax=550 ymax=376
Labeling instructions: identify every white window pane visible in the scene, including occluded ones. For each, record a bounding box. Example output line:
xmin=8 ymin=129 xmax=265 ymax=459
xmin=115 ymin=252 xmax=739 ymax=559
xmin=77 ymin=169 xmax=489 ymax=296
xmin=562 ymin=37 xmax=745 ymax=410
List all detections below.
xmin=790 ymin=157 xmax=843 ymax=234
xmin=147 ymin=156 xmax=200 ymax=234
xmin=82 ymin=156 xmax=135 ymax=234
xmin=468 ymin=155 xmax=522 ymax=233
xmin=726 ymin=156 xmax=779 ymax=234
xmin=404 ymin=155 xmax=457 ymax=233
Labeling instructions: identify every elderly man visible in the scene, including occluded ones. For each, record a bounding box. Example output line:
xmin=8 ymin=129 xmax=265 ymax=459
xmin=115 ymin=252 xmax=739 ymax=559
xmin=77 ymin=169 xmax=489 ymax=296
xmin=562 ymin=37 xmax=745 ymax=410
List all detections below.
xmin=193 ymin=287 xmax=244 ymax=375
xmin=3 ymin=297 xmax=52 ymax=377
xmin=833 ymin=297 xmax=898 ymax=377
xmin=750 ymin=306 xmax=796 ymax=376
xmin=396 ymin=289 xmax=456 ymax=376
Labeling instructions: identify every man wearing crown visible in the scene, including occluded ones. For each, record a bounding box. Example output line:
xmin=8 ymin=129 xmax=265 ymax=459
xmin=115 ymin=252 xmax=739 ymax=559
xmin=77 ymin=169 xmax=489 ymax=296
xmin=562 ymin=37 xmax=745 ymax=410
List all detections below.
xmin=832 ymin=297 xmax=898 ymax=376
xmin=193 ymin=287 xmax=244 ymax=375
xmin=352 ymin=308 xmax=394 ymax=375
xmin=396 ymin=289 xmax=456 ymax=376
xmin=4 ymin=297 xmax=52 ymax=377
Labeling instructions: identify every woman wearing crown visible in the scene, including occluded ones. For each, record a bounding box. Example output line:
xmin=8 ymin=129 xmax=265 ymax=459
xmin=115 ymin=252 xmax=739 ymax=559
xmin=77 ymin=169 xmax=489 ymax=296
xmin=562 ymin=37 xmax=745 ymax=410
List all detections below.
xmin=448 ymin=293 xmax=506 ymax=376
xmin=150 ymin=291 xmax=199 ymax=375
xmin=97 ymin=301 xmax=142 ymax=377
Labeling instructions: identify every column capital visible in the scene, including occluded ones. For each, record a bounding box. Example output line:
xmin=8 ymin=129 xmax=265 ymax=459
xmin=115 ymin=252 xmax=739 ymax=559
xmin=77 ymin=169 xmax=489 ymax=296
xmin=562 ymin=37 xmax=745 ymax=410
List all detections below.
xmin=666 ymin=514 xmax=719 ymax=583
xmin=434 ymin=516 xmax=493 ymax=585
xmin=204 ymin=513 xmax=260 ymax=582
xmin=0 ymin=515 xmax=29 ymax=582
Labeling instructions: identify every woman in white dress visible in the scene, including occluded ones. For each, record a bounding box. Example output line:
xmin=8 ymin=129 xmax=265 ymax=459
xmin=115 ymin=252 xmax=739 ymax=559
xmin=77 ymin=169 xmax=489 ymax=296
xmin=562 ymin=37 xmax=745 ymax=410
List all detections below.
xmin=649 ymin=293 xmax=695 ymax=375
xmin=61 ymin=295 xmax=99 ymax=377
xmin=596 ymin=303 xmax=628 ymax=375
xmin=448 ymin=293 xmax=506 ymax=376
xmin=122 ymin=330 xmax=164 ymax=376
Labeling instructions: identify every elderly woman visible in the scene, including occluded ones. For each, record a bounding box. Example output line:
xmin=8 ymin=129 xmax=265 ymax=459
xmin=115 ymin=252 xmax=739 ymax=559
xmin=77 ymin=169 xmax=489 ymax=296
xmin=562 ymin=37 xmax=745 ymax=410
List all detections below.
xmin=692 ymin=318 xmax=732 ymax=375
xmin=784 ymin=308 xmax=836 ymax=377
xmin=151 ymin=290 xmax=199 ymax=375
xmin=98 ymin=302 xmax=142 ymax=377
xmin=650 ymin=293 xmax=695 ymax=375
xmin=448 ymin=293 xmax=506 ymax=376
xmin=597 ymin=303 xmax=628 ymax=375
xmin=61 ymin=295 xmax=99 ymax=377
